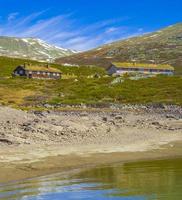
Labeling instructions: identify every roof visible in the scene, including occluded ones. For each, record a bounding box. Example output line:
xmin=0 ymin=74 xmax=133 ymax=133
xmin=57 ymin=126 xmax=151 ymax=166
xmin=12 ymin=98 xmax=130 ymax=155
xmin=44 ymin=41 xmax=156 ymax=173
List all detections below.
xmin=112 ymin=62 xmax=174 ymax=71
xmin=23 ymin=65 xmax=61 ymax=73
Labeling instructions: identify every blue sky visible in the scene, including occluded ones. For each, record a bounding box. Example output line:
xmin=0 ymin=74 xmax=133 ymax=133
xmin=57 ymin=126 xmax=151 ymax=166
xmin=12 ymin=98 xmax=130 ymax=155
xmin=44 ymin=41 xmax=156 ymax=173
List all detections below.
xmin=0 ymin=0 xmax=181 ymax=51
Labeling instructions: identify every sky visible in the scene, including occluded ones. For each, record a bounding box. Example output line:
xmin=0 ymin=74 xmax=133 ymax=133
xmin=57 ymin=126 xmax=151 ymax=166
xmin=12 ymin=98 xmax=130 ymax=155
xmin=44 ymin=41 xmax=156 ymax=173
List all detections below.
xmin=0 ymin=0 xmax=181 ymax=51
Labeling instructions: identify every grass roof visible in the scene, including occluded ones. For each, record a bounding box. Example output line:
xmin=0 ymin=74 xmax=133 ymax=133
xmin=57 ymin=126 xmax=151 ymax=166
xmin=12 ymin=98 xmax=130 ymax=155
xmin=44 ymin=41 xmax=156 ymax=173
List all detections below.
xmin=25 ymin=65 xmax=61 ymax=73
xmin=112 ymin=62 xmax=174 ymax=70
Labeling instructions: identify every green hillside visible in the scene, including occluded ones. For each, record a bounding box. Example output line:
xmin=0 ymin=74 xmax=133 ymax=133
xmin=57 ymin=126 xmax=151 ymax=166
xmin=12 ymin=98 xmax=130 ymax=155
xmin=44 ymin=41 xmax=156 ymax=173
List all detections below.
xmin=0 ymin=56 xmax=181 ymax=109
xmin=57 ymin=23 xmax=182 ymax=74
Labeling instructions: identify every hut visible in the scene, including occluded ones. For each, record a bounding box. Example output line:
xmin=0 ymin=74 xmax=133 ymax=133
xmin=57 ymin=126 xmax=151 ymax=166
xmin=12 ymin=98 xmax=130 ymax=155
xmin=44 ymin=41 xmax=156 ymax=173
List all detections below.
xmin=13 ymin=64 xmax=62 ymax=79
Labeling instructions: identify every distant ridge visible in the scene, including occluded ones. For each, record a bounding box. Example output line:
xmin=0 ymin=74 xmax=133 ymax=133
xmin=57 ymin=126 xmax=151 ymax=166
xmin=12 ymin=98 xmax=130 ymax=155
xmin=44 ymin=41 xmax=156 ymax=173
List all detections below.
xmin=56 ymin=23 xmax=182 ymax=74
xmin=0 ymin=36 xmax=76 ymax=62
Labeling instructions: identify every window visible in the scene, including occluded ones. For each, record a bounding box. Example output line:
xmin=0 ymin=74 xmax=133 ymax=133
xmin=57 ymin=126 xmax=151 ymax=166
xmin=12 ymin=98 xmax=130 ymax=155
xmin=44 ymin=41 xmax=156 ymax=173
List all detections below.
xmin=19 ymin=70 xmax=24 ymax=75
xmin=37 ymin=71 xmax=40 ymax=75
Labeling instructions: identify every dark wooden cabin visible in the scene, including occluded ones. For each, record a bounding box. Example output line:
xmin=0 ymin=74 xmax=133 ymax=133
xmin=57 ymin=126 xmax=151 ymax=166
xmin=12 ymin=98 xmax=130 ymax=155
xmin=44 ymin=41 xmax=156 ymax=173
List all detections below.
xmin=13 ymin=64 xmax=62 ymax=79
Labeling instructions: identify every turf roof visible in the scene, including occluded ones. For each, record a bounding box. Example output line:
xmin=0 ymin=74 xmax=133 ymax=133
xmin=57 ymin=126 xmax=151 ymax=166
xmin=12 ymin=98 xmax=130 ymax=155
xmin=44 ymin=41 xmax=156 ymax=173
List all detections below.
xmin=24 ymin=65 xmax=61 ymax=73
xmin=112 ymin=62 xmax=174 ymax=70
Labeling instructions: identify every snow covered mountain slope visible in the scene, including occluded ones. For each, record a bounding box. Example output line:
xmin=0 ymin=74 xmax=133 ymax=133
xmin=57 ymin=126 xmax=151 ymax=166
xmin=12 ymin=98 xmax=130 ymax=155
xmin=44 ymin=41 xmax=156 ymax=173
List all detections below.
xmin=0 ymin=36 xmax=76 ymax=62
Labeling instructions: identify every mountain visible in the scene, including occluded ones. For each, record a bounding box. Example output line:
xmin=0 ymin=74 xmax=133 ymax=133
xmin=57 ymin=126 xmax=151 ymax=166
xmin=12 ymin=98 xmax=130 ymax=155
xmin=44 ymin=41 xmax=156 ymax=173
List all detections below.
xmin=56 ymin=23 xmax=182 ymax=74
xmin=0 ymin=36 xmax=76 ymax=62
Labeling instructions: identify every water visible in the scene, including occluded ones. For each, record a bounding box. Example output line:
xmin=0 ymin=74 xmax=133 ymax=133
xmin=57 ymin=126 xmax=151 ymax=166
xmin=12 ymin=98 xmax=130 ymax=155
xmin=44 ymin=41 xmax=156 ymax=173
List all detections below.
xmin=0 ymin=158 xmax=182 ymax=200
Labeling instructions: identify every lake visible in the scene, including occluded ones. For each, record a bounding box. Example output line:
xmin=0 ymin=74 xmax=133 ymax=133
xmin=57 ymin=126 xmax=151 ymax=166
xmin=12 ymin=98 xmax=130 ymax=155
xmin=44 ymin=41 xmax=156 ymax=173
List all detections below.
xmin=0 ymin=158 xmax=182 ymax=200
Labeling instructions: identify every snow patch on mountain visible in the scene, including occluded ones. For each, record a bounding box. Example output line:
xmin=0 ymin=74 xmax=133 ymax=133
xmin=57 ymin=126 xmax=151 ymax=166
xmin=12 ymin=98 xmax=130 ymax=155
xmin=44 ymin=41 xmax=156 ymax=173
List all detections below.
xmin=0 ymin=36 xmax=77 ymax=62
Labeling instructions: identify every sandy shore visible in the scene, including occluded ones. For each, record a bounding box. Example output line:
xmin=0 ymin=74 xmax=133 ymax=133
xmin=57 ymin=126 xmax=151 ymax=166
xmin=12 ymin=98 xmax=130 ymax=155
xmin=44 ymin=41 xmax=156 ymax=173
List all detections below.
xmin=0 ymin=142 xmax=182 ymax=184
xmin=0 ymin=105 xmax=182 ymax=183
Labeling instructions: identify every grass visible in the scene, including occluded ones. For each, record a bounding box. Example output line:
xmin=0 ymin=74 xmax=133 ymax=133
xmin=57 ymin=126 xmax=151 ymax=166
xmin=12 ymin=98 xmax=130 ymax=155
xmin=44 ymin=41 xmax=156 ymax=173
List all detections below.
xmin=0 ymin=56 xmax=106 ymax=77
xmin=0 ymin=56 xmax=181 ymax=109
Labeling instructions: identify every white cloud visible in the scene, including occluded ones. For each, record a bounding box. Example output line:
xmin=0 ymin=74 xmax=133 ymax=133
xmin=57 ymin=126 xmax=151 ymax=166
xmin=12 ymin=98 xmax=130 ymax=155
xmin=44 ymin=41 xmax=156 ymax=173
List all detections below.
xmin=7 ymin=12 xmax=19 ymax=22
xmin=0 ymin=11 xmax=145 ymax=51
xmin=138 ymin=28 xmax=144 ymax=32
xmin=105 ymin=27 xmax=119 ymax=33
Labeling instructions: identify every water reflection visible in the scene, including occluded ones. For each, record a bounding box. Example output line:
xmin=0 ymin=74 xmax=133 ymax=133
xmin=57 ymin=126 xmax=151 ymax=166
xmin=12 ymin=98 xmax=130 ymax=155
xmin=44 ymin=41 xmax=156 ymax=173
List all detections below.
xmin=0 ymin=158 xmax=182 ymax=200
xmin=73 ymin=158 xmax=182 ymax=200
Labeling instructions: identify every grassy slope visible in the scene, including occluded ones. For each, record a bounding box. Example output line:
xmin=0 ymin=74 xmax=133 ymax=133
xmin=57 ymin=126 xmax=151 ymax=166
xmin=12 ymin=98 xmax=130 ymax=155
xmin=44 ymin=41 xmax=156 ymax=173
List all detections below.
xmin=57 ymin=23 xmax=182 ymax=75
xmin=0 ymin=56 xmax=181 ymax=109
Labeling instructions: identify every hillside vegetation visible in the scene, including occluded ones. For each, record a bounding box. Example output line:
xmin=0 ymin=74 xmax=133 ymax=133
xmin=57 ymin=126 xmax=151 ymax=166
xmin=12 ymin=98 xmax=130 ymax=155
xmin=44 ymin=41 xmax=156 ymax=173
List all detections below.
xmin=57 ymin=23 xmax=182 ymax=74
xmin=0 ymin=56 xmax=181 ymax=109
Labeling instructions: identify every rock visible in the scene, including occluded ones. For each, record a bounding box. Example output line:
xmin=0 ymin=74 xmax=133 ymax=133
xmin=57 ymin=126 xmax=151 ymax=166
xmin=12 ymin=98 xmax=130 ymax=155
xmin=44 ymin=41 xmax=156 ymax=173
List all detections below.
xmin=148 ymin=103 xmax=165 ymax=109
xmin=33 ymin=111 xmax=44 ymax=117
xmin=166 ymin=114 xmax=178 ymax=120
xmin=22 ymin=122 xmax=31 ymax=127
xmin=107 ymin=127 xmax=111 ymax=133
xmin=109 ymin=120 xmax=116 ymax=125
xmin=43 ymin=104 xmax=54 ymax=108
xmin=24 ymin=141 xmax=31 ymax=145
xmin=80 ymin=112 xmax=88 ymax=117
xmin=23 ymin=127 xmax=32 ymax=132
xmin=55 ymin=132 xmax=59 ymax=136
xmin=168 ymin=127 xmax=176 ymax=131
xmin=102 ymin=117 xmax=107 ymax=122
xmin=33 ymin=119 xmax=40 ymax=123
xmin=0 ymin=138 xmax=13 ymax=145
xmin=110 ymin=113 xmax=116 ymax=117
xmin=151 ymin=122 xmax=160 ymax=126
xmin=115 ymin=116 xmax=123 ymax=120
xmin=71 ymin=129 xmax=77 ymax=134
xmin=21 ymin=122 xmax=35 ymax=132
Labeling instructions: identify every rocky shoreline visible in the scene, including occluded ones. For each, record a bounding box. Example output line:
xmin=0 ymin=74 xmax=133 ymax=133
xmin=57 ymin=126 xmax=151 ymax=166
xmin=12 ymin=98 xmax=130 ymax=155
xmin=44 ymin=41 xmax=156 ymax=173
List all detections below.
xmin=0 ymin=105 xmax=181 ymax=147
xmin=0 ymin=105 xmax=182 ymax=183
